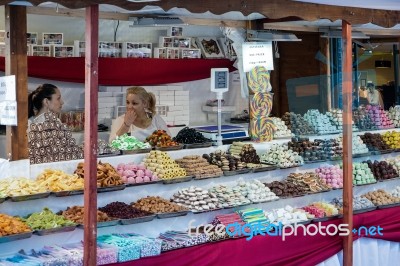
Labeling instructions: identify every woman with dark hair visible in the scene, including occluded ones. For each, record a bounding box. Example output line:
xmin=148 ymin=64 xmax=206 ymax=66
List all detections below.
xmin=109 ymin=86 xmax=170 ymax=142
xmin=28 ymin=83 xmax=64 ymax=126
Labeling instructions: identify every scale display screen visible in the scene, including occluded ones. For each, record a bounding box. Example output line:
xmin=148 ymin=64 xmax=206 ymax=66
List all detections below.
xmin=210 ymin=68 xmax=229 ymax=92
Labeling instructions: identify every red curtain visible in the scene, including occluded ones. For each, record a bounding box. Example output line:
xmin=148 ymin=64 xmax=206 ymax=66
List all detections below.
xmin=0 ymin=57 xmax=236 ymax=86
xmin=107 ymin=207 xmax=400 ymax=266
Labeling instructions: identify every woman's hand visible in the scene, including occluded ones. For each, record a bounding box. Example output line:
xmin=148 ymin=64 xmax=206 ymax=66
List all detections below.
xmin=124 ymin=110 xmax=137 ymax=127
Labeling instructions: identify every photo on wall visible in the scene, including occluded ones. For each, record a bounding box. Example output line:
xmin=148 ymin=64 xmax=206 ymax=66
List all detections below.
xmin=196 ymin=37 xmax=225 ymax=58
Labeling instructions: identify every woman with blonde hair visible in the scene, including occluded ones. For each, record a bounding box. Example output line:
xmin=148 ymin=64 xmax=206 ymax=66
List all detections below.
xmin=109 ymin=86 xmax=170 ymax=142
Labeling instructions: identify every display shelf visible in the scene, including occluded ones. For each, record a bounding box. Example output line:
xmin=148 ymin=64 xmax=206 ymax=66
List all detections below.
xmin=1 ymin=129 xmax=400 ymax=255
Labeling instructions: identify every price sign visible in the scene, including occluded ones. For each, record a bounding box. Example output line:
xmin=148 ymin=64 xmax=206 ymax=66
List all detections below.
xmin=0 ymin=101 xmax=17 ymax=125
xmin=242 ymin=42 xmax=273 ymax=72
xmin=0 ymin=75 xmax=16 ymax=102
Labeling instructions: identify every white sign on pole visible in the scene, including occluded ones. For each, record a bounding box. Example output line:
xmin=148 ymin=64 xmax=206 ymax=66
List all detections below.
xmin=0 ymin=75 xmax=16 ymax=101
xmin=242 ymin=42 xmax=274 ymax=72
xmin=0 ymin=101 xmax=18 ymax=125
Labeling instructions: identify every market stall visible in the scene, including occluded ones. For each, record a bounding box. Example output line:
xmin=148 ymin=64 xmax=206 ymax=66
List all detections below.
xmin=0 ymin=1 xmax=399 ymax=266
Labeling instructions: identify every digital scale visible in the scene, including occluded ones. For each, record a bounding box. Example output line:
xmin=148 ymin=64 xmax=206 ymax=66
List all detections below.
xmin=194 ymin=125 xmax=249 ymax=145
xmin=196 ymin=68 xmax=249 ymax=145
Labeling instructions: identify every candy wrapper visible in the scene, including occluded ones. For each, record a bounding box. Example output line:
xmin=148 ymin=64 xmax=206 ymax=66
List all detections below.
xmin=111 ymin=134 xmax=151 ymax=150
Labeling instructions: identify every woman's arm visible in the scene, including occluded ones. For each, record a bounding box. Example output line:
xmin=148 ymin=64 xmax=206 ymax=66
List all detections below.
xmin=109 ymin=115 xmax=130 ymax=142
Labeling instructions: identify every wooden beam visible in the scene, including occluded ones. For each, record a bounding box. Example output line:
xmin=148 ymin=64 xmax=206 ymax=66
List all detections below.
xmin=263 ymin=22 xmax=320 ymax=32
xmin=342 ymin=20 xmax=353 ymax=266
xmin=83 ymin=4 xmax=99 ymax=266
xmin=27 ymin=6 xmax=130 ymax=20
xmin=5 ymin=5 xmax=28 ymax=160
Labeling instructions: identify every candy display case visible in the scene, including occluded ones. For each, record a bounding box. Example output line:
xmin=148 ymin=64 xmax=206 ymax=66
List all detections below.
xmin=1 ymin=128 xmax=400 ymax=259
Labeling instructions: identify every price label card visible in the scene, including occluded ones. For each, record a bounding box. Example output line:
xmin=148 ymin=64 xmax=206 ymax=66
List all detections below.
xmin=0 ymin=75 xmax=16 ymax=102
xmin=0 ymin=101 xmax=17 ymax=126
xmin=242 ymin=43 xmax=273 ymax=72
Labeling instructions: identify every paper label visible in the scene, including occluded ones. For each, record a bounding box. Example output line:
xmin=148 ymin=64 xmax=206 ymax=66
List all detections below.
xmin=242 ymin=43 xmax=274 ymax=72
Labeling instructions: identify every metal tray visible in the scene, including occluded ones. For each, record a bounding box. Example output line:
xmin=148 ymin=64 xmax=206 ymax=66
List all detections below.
xmin=353 ymin=206 xmax=377 ymax=214
xmin=121 ymin=148 xmax=152 ymax=155
xmin=0 ymin=231 xmax=33 ymax=243
xmin=371 ymin=149 xmax=394 ymax=155
xmin=52 ymin=189 xmax=84 ymax=197
xmin=0 ymin=197 xmax=6 ymax=204
xmin=304 ymin=159 xmax=328 ymax=164
xmin=378 ymin=176 xmax=399 ymax=182
xmin=155 ymin=144 xmax=184 ymax=151
xmin=330 ymin=156 xmax=342 ymax=161
xmin=34 ymin=225 xmax=76 ymax=236
xmin=312 ymin=215 xmax=339 ymax=223
xmin=250 ymin=164 xmax=278 ymax=173
xmin=251 ymin=197 xmax=279 ymax=204
xmin=77 ymin=219 xmax=120 ymax=229
xmin=193 ymin=174 xmax=223 ymax=180
xmin=307 ymin=188 xmax=331 ymax=195
xmin=273 ymin=136 xmax=293 ymax=140
xmin=278 ymin=193 xmax=307 ymax=199
xmin=292 ymin=219 xmax=312 ymax=226
xmin=278 ymin=164 xmax=302 ymax=169
xmin=125 ymin=179 xmax=163 ymax=187
xmin=156 ymin=210 xmax=189 ymax=219
xmin=97 ymin=184 xmax=126 ymax=193
xmin=223 ymin=168 xmax=251 ymax=176
xmin=98 ymin=151 xmax=121 ymax=157
xmin=192 ymin=207 xmax=223 ymax=214
xmin=183 ymin=142 xmax=213 ymax=149
xmin=223 ymin=202 xmax=252 ymax=209
xmin=354 ymin=180 xmax=377 ymax=187
xmin=377 ymin=202 xmax=400 ymax=209
xmin=162 ymin=176 xmax=194 ymax=184
xmin=10 ymin=192 xmax=51 ymax=202
xmin=352 ymin=152 xmax=371 ymax=158
xmin=119 ymin=214 xmax=156 ymax=225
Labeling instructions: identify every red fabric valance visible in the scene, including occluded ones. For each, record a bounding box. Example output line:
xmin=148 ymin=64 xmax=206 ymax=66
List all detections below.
xmin=0 ymin=57 xmax=236 ymax=86
xmin=107 ymin=207 xmax=400 ymax=266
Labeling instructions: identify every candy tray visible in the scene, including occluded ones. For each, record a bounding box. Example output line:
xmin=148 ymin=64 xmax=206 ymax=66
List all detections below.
xmin=353 ymin=206 xmax=377 ymax=214
xmin=155 ymin=144 xmax=184 ymax=151
xmin=162 ymin=176 xmax=194 ymax=184
xmin=183 ymin=142 xmax=213 ymax=149
xmin=119 ymin=214 xmax=156 ymax=225
xmin=250 ymin=164 xmax=278 ymax=173
xmin=97 ymin=184 xmax=126 ymax=193
xmin=10 ymin=192 xmax=51 ymax=202
xmin=52 ymin=189 xmax=84 ymax=197
xmin=34 ymin=225 xmax=77 ymax=236
xmin=223 ymin=168 xmax=251 ymax=176
xmin=121 ymin=148 xmax=152 ymax=155
xmin=0 ymin=232 xmax=33 ymax=243
xmin=125 ymin=179 xmax=163 ymax=187
xmin=352 ymin=152 xmax=371 ymax=158
xmin=377 ymin=202 xmax=400 ymax=209
xmin=192 ymin=207 xmax=223 ymax=214
xmin=194 ymin=174 xmax=223 ymax=180
xmin=157 ymin=210 xmax=190 ymax=219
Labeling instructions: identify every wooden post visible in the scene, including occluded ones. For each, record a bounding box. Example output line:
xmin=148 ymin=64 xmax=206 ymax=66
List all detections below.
xmin=342 ymin=20 xmax=353 ymax=266
xmin=5 ymin=5 xmax=28 ymax=160
xmin=83 ymin=4 xmax=99 ymax=266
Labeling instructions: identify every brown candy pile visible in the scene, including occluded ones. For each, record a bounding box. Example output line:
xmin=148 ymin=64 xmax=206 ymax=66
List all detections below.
xmin=362 ymin=189 xmax=400 ymax=206
xmin=61 ymin=206 xmax=112 ymax=224
xmin=364 ymin=160 xmax=399 ymax=181
xmin=99 ymin=201 xmax=152 ymax=219
xmin=203 ymin=150 xmax=245 ymax=172
xmin=264 ymin=180 xmax=307 ymax=197
xmin=359 ymin=133 xmax=391 ymax=152
xmin=132 ymin=196 xmax=188 ymax=213
xmin=286 ymin=172 xmax=331 ymax=193
xmin=176 ymin=155 xmax=222 ymax=179
xmin=74 ymin=161 xmax=124 ymax=187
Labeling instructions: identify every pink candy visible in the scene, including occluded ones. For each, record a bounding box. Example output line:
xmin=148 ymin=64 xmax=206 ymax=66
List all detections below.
xmin=315 ymin=165 xmax=343 ymax=188
xmin=115 ymin=162 xmax=156 ymax=184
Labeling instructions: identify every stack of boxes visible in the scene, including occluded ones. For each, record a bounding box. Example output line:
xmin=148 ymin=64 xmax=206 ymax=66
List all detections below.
xmin=97 ymin=86 xmax=189 ymax=127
